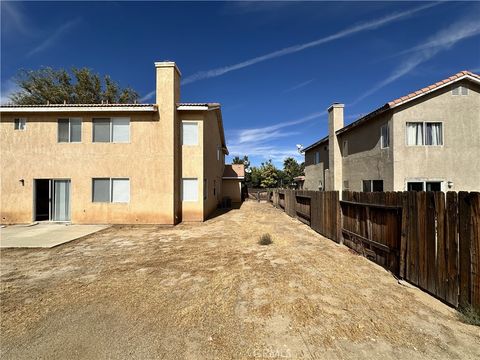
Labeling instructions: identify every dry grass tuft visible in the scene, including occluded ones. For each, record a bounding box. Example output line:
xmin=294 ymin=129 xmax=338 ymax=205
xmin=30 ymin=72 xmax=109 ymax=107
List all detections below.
xmin=258 ymin=233 xmax=273 ymax=245
xmin=459 ymin=305 xmax=480 ymax=326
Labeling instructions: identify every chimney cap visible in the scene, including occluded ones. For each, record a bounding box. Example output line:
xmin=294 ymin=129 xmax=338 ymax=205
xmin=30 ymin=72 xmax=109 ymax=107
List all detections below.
xmin=154 ymin=61 xmax=182 ymax=76
xmin=327 ymin=103 xmax=345 ymax=111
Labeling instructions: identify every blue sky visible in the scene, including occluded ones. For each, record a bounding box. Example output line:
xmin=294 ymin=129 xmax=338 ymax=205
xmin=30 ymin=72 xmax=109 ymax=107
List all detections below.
xmin=2 ymin=1 xmax=479 ymax=166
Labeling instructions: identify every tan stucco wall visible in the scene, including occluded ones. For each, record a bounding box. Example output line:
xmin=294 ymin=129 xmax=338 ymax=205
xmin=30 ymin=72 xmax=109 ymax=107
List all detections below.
xmin=392 ymin=81 xmax=480 ymax=191
xmin=0 ymin=111 xmax=177 ymax=224
xmin=180 ymin=112 xmax=205 ymax=222
xmin=340 ymin=113 xmax=394 ymax=191
xmin=304 ymin=143 xmax=328 ymax=190
xmin=222 ymin=179 xmax=241 ymax=202
xmin=203 ymin=110 xmax=225 ymax=219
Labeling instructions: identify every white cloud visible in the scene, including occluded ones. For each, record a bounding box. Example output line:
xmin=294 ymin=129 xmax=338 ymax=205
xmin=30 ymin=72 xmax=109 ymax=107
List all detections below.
xmin=27 ymin=18 xmax=81 ymax=57
xmin=2 ymin=2 xmax=31 ymax=35
xmin=0 ymin=79 xmax=20 ymax=105
xmin=181 ymin=2 xmax=438 ymax=85
xmin=351 ymin=15 xmax=480 ymax=105
xmin=283 ymin=79 xmax=315 ymax=93
xmin=139 ymin=90 xmax=156 ymax=103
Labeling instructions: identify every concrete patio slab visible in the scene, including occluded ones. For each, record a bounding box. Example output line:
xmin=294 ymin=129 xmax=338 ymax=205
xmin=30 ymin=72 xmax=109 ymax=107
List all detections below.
xmin=0 ymin=223 xmax=109 ymax=248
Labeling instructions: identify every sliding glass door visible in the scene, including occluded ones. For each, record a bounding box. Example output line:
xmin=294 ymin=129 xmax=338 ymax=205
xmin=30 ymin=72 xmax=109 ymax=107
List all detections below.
xmin=52 ymin=180 xmax=70 ymax=221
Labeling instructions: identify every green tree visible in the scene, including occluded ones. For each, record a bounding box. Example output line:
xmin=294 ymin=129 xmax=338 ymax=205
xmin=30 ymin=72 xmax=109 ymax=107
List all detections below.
xmin=259 ymin=160 xmax=278 ymax=188
xmin=282 ymin=157 xmax=304 ymax=187
xmin=8 ymin=67 xmax=139 ymax=105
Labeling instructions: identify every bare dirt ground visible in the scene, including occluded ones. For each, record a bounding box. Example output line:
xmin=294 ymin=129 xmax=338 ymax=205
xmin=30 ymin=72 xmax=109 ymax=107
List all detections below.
xmin=1 ymin=201 xmax=479 ymax=359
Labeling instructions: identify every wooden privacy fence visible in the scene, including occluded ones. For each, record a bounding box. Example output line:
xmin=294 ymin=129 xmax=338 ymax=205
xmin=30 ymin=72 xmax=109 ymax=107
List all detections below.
xmin=271 ymin=189 xmax=480 ymax=312
xmin=272 ymin=190 xmax=340 ymax=243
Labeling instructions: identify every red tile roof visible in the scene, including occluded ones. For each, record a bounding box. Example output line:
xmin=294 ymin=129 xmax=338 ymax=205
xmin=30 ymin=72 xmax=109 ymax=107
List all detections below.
xmin=387 ymin=70 xmax=480 ymax=107
xmin=335 ymin=70 xmax=480 ymax=136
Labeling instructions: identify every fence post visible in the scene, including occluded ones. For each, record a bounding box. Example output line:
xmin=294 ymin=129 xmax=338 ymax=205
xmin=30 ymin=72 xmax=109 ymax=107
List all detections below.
xmin=458 ymin=192 xmax=471 ymax=309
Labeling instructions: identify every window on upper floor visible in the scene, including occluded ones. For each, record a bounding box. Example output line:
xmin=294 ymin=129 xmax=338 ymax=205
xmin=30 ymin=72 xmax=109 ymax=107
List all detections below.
xmin=182 ymin=121 xmax=198 ymax=145
xmin=381 ymin=124 xmax=390 ymax=149
xmin=14 ymin=118 xmax=26 ymax=131
xmin=406 ymin=122 xmax=443 ymax=146
xmin=58 ymin=118 xmax=82 ymax=142
xmin=343 ymin=140 xmax=348 ymax=157
xmin=315 ymin=151 xmax=320 ymax=164
xmin=452 ymin=85 xmax=468 ymax=96
xmin=93 ymin=118 xmax=130 ymax=143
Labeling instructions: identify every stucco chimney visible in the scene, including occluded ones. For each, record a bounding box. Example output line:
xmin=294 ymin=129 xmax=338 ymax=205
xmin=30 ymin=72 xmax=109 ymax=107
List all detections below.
xmin=155 ymin=61 xmax=181 ymax=106
xmin=154 ymin=61 xmax=182 ymax=223
xmin=328 ymin=103 xmax=344 ymax=192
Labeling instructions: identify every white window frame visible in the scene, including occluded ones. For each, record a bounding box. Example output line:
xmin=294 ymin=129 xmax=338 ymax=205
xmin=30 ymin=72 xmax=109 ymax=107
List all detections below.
xmin=182 ymin=178 xmax=198 ymax=202
xmin=181 ymin=121 xmax=199 ymax=146
xmin=405 ymin=121 xmax=443 ymax=147
xmin=405 ymin=179 xmax=445 ymax=191
xmin=58 ymin=118 xmax=82 ymax=143
xmin=92 ymin=177 xmax=130 ymax=203
xmin=14 ymin=118 xmax=26 ymax=131
xmin=380 ymin=123 xmax=389 ymax=149
xmin=92 ymin=117 xmax=130 ymax=143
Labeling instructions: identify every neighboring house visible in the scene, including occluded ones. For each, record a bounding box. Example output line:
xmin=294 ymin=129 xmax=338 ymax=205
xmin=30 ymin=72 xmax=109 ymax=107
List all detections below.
xmin=222 ymin=164 xmax=245 ymax=203
xmin=302 ymin=70 xmax=480 ymax=192
xmin=0 ymin=62 xmax=230 ymax=224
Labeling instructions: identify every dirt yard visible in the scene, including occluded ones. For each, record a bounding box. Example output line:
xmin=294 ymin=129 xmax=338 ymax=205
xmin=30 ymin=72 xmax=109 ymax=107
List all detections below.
xmin=1 ymin=202 xmax=479 ymax=359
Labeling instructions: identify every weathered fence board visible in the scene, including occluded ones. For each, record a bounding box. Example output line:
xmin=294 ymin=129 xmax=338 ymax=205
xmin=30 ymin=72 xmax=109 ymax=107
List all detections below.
xmin=272 ymin=189 xmax=479 ymax=311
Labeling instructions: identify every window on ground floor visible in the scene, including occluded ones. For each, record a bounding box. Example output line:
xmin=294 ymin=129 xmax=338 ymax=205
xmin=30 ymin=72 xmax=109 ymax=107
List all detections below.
xmin=362 ymin=180 xmax=384 ymax=192
xmin=92 ymin=178 xmax=130 ymax=203
xmin=182 ymin=178 xmax=198 ymax=202
xmin=407 ymin=181 xmax=442 ymax=191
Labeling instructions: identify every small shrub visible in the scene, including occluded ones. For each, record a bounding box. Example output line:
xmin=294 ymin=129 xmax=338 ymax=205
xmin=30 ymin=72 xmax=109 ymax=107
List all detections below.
xmin=458 ymin=305 xmax=480 ymax=326
xmin=258 ymin=233 xmax=273 ymax=246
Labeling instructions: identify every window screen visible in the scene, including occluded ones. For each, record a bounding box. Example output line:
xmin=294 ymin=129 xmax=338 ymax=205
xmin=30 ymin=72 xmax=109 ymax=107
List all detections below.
xmin=93 ymin=119 xmax=111 ymax=142
xmin=315 ymin=151 xmax=320 ymax=164
xmin=425 ymin=123 xmax=442 ymax=145
xmin=426 ymin=182 xmax=441 ymax=191
xmin=92 ymin=178 xmax=111 ymax=202
xmin=14 ymin=118 xmax=26 ymax=130
xmin=112 ymin=179 xmax=130 ymax=202
xmin=381 ymin=124 xmax=389 ymax=148
xmin=362 ymin=180 xmax=372 ymax=192
xmin=343 ymin=140 xmax=348 ymax=156
xmin=406 ymin=122 xmax=424 ymax=145
xmin=70 ymin=118 xmax=82 ymax=142
xmin=112 ymin=118 xmax=130 ymax=142
xmin=182 ymin=122 xmax=198 ymax=145
xmin=182 ymin=178 xmax=198 ymax=201
xmin=372 ymin=180 xmax=384 ymax=192
xmin=58 ymin=119 xmax=70 ymax=142
xmin=461 ymin=86 xmax=468 ymax=95
xmin=407 ymin=182 xmax=424 ymax=191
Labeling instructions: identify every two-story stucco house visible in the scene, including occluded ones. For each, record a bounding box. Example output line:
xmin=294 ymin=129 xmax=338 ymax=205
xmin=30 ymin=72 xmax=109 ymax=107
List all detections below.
xmin=303 ymin=70 xmax=480 ymax=192
xmin=0 ymin=61 xmax=232 ymax=224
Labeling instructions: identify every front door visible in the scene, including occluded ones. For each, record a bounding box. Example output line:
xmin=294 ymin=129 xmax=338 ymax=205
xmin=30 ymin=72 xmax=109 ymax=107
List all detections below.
xmin=34 ymin=179 xmax=71 ymax=221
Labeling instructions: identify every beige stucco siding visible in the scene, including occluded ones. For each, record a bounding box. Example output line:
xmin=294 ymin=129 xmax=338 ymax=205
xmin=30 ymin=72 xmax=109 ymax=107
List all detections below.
xmin=0 ymin=111 xmax=178 ymax=224
xmin=304 ymin=143 xmax=328 ymax=190
xmin=339 ymin=113 xmax=394 ymax=191
xmin=222 ymin=179 xmax=242 ymax=202
xmin=392 ymin=81 xmax=480 ymax=191
xmin=203 ymin=110 xmax=225 ymax=219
